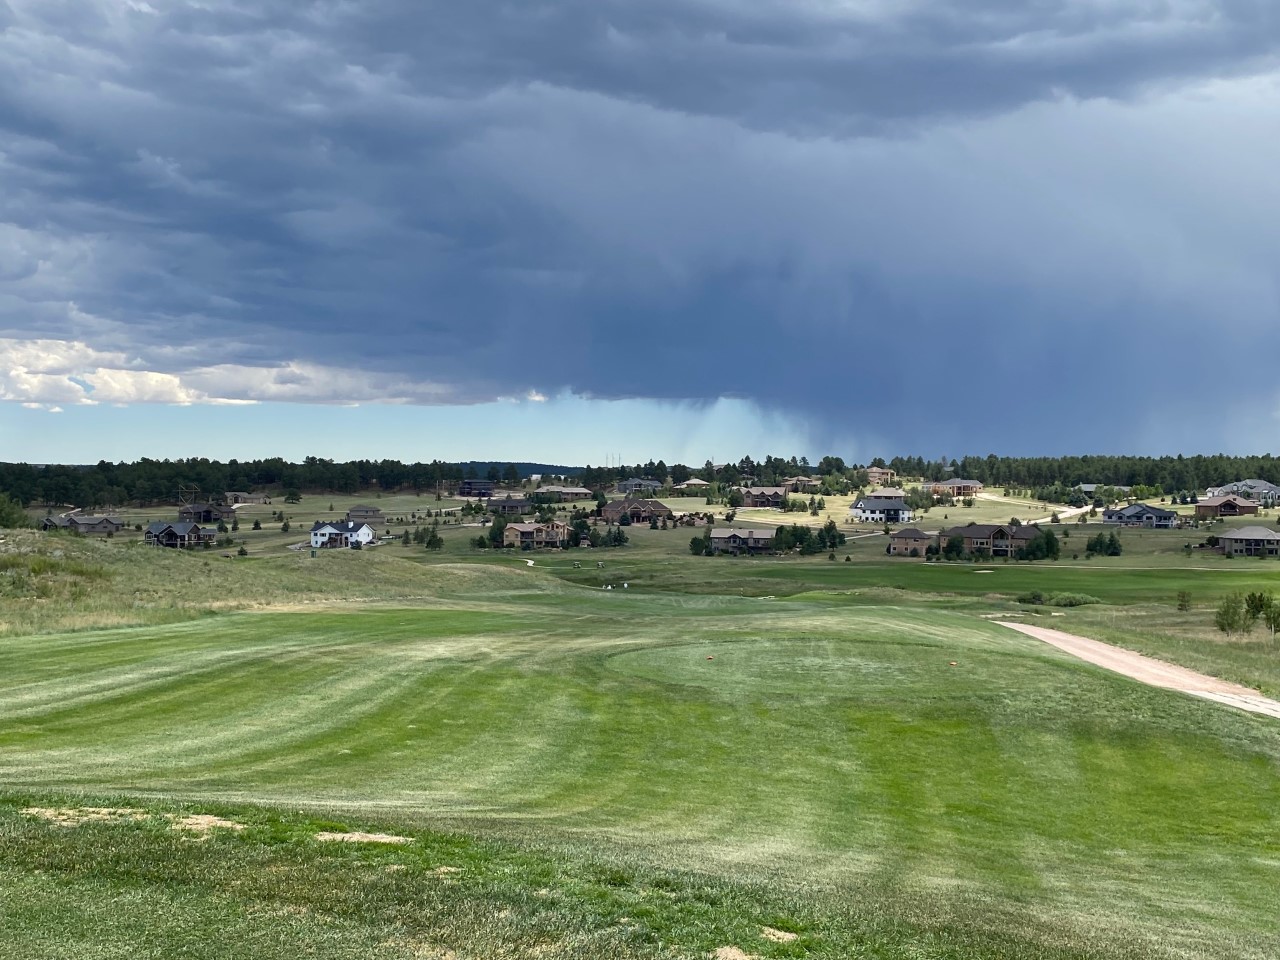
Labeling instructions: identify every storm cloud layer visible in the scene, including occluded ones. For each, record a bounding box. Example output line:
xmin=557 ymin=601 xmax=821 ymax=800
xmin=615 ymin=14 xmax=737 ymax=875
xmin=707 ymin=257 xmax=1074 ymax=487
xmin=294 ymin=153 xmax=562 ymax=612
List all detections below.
xmin=2 ymin=0 xmax=1279 ymax=453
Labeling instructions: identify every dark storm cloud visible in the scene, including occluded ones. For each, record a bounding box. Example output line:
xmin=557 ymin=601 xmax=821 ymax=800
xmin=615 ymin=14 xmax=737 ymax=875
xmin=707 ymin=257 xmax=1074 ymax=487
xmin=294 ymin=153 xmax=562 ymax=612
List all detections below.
xmin=1 ymin=1 xmax=1278 ymax=451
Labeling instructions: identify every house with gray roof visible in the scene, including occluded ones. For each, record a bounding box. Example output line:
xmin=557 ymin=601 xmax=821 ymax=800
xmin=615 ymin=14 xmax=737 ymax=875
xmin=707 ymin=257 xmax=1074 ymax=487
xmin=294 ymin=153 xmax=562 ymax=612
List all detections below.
xmin=850 ymin=498 xmax=914 ymax=524
xmin=310 ymin=520 xmax=377 ymax=549
xmin=616 ymin=478 xmax=663 ymax=495
xmin=145 ymin=521 xmax=216 ymax=549
xmin=1217 ymin=526 xmax=1280 ymax=558
xmin=1102 ymin=503 xmax=1178 ymax=528
xmin=41 ymin=512 xmax=125 ymax=535
xmin=1206 ymin=480 xmax=1280 ymax=506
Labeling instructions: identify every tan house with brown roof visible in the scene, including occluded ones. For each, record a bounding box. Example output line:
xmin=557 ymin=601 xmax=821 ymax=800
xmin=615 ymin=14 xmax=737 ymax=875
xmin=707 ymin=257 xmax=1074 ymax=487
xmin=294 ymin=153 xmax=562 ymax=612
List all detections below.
xmin=1195 ymin=495 xmax=1260 ymax=519
xmin=930 ymin=479 xmax=985 ymax=499
xmin=601 ymin=498 xmax=673 ymax=524
xmin=865 ymin=466 xmax=897 ymax=486
xmin=940 ymin=523 xmax=1042 ymax=557
xmin=888 ymin=528 xmax=933 ymax=557
xmin=708 ymin=529 xmax=775 ymax=555
xmin=737 ymin=486 xmax=788 ymax=508
xmin=502 ymin=521 xmax=569 ymax=549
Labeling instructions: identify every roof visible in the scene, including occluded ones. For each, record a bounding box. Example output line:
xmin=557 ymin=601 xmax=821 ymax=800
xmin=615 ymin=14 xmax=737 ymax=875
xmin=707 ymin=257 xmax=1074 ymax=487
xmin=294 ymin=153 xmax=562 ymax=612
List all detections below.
xmin=941 ymin=524 xmax=1041 ymax=541
xmin=709 ymin=528 xmax=774 ymax=540
xmin=1076 ymin=483 xmax=1131 ymax=494
xmin=854 ymin=499 xmax=908 ymax=511
xmin=618 ymin=478 xmax=662 ymax=487
xmin=738 ymin=486 xmax=788 ymax=496
xmin=537 ymin=485 xmax=592 ymax=495
xmin=1218 ymin=526 xmax=1280 ymax=541
xmin=935 ymin=478 xmax=983 ymax=488
xmin=505 ymin=521 xmax=566 ymax=533
xmin=603 ymin=498 xmax=672 ymax=515
xmin=311 ymin=520 xmax=373 ymax=533
xmin=890 ymin=528 xmax=930 ymax=539
xmin=1198 ymin=495 xmax=1256 ymax=508
xmin=1107 ymin=502 xmax=1176 ymax=518
xmin=864 ymin=487 xmax=907 ymax=499
xmin=675 ymin=478 xmax=710 ymax=486
xmin=149 ymin=521 xmax=208 ymax=536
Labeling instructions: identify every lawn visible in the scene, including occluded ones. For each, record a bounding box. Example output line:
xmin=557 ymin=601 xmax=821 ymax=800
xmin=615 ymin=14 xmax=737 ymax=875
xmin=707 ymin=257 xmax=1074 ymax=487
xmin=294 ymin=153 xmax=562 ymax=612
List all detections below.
xmin=3 ymin=526 xmax=1280 ymax=958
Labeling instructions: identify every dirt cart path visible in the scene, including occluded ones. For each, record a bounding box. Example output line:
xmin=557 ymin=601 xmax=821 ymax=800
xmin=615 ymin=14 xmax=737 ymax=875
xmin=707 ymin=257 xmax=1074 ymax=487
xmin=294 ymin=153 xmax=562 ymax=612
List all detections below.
xmin=996 ymin=622 xmax=1280 ymax=720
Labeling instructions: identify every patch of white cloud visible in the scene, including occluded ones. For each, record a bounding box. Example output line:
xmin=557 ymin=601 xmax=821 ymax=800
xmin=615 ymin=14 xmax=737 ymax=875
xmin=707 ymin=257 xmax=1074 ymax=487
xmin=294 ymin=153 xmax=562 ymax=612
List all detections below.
xmin=0 ymin=337 xmax=461 ymax=408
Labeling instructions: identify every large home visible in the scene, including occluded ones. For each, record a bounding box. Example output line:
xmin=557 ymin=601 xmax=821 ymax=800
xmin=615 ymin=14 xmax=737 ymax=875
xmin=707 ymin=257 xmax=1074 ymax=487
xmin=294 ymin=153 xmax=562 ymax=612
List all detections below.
xmin=1217 ymin=526 xmax=1280 ymax=558
xmin=864 ymin=487 xmax=908 ymax=501
xmin=673 ymin=478 xmax=711 ymax=492
xmin=1101 ymin=503 xmax=1178 ymax=528
xmin=502 ymin=521 xmax=569 ymax=549
xmin=178 ymin=502 xmax=233 ymax=524
xmin=737 ymin=486 xmax=789 ymax=509
xmin=535 ymin=485 xmax=594 ymax=502
xmin=888 ymin=528 xmax=932 ymax=557
xmin=939 ymin=523 xmax=1042 ymax=558
xmin=310 ymin=520 xmax=377 ymax=549
xmin=457 ymin=479 xmax=496 ymax=498
xmin=707 ymin=529 xmax=775 ymax=555
xmin=224 ymin=491 xmax=270 ymax=505
xmin=616 ymin=478 xmax=663 ymax=495
xmin=1195 ymin=496 xmax=1260 ymax=520
xmin=850 ymin=498 xmax=913 ymax=524
xmin=145 ymin=521 xmax=216 ymax=549
xmin=41 ymin=512 xmax=125 ymax=535
xmin=485 ymin=496 xmax=532 ymax=516
xmin=346 ymin=504 xmax=385 ymax=525
xmin=865 ymin=466 xmax=897 ymax=486
xmin=1206 ymin=479 xmax=1280 ymax=506
xmin=782 ymin=476 xmax=822 ymax=493
xmin=930 ymin=479 xmax=985 ymax=499
xmin=601 ymin=498 xmax=673 ymax=524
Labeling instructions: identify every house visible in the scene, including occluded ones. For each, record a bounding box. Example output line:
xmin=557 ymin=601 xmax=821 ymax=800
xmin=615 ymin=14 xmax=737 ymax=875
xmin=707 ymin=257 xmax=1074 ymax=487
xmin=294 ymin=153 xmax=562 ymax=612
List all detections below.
xmin=864 ymin=487 xmax=908 ymax=501
xmin=850 ymin=498 xmax=914 ymax=524
xmin=346 ymin=504 xmax=385 ymax=525
xmin=485 ymin=496 xmax=532 ymax=516
xmin=310 ymin=520 xmax=377 ymax=549
xmin=1206 ymin=480 xmax=1280 ymax=506
xmin=502 ymin=521 xmax=569 ymax=549
xmin=930 ymin=479 xmax=985 ymax=499
xmin=616 ymin=478 xmax=663 ymax=495
xmin=1195 ymin=496 xmax=1260 ymax=519
xmin=1075 ymin=483 xmax=1131 ymax=497
xmin=41 ymin=512 xmax=125 ymax=535
xmin=888 ymin=528 xmax=932 ymax=557
xmin=673 ymin=478 xmax=711 ymax=492
xmin=144 ymin=521 xmax=216 ymax=549
xmin=1217 ymin=526 xmax=1280 ymax=558
xmin=737 ymin=486 xmax=789 ymax=509
xmin=535 ymin=485 xmax=594 ymax=502
xmin=1101 ymin=503 xmax=1178 ymax=528
xmin=457 ymin=479 xmax=496 ymax=498
xmin=865 ymin=466 xmax=897 ymax=486
xmin=782 ymin=475 xmax=822 ymax=493
xmin=939 ymin=523 xmax=1042 ymax=557
xmin=224 ymin=491 xmax=270 ymax=505
xmin=601 ymin=498 xmax=673 ymax=524
xmin=707 ymin=529 xmax=775 ymax=555
xmin=178 ymin=502 xmax=233 ymax=524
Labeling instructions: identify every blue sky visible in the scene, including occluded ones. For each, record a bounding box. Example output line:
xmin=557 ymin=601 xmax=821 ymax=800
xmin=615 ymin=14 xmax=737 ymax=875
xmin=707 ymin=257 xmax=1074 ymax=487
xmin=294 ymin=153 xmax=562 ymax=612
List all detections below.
xmin=2 ymin=1 xmax=1279 ymax=465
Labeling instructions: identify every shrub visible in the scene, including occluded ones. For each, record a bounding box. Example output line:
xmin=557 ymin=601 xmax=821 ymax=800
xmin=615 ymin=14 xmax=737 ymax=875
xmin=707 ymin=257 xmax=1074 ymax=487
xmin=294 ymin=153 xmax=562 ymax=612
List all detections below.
xmin=1176 ymin=590 xmax=1192 ymax=612
xmin=1214 ymin=594 xmax=1249 ymax=636
xmin=1049 ymin=593 xmax=1102 ymax=607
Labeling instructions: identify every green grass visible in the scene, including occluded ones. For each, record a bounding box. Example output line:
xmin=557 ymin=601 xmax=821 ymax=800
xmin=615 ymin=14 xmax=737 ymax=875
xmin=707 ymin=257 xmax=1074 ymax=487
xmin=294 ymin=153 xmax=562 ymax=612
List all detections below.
xmin=4 ymin=524 xmax=1280 ymax=957
xmin=2 ymin=576 xmax=1280 ymax=958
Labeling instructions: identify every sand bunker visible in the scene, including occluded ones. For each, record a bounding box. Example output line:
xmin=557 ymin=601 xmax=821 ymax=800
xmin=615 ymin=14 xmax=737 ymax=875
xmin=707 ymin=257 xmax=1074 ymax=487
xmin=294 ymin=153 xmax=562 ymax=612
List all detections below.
xmin=315 ymin=831 xmax=413 ymax=845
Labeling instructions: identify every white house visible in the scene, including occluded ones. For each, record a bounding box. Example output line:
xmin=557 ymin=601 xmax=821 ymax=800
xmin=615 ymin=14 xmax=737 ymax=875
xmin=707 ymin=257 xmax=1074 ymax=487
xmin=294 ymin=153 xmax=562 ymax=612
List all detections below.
xmin=310 ymin=520 xmax=377 ymax=549
xmin=850 ymin=498 xmax=914 ymax=524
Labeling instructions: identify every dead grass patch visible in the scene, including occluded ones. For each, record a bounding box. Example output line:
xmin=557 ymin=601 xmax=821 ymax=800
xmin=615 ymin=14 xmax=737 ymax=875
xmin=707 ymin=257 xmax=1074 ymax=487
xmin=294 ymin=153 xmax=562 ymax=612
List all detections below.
xmin=761 ymin=926 xmax=798 ymax=943
xmin=315 ymin=830 xmax=413 ymax=845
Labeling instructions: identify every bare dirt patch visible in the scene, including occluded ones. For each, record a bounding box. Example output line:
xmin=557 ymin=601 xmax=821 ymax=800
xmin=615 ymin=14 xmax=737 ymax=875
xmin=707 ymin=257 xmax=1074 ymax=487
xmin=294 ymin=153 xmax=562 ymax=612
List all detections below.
xmin=761 ymin=926 xmax=799 ymax=943
xmin=171 ymin=814 xmax=245 ymax=835
xmin=21 ymin=807 xmax=245 ymax=834
xmin=315 ymin=831 xmax=413 ymax=845
xmin=998 ymin=622 xmax=1280 ymax=720
xmin=711 ymin=949 xmax=757 ymax=960
xmin=22 ymin=806 xmax=148 ymax=826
